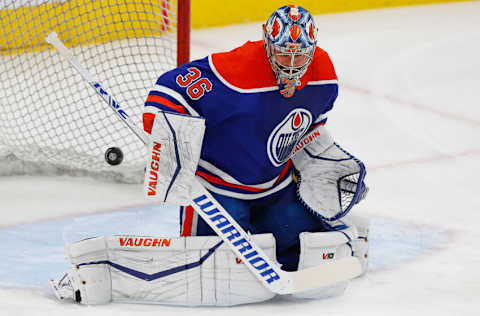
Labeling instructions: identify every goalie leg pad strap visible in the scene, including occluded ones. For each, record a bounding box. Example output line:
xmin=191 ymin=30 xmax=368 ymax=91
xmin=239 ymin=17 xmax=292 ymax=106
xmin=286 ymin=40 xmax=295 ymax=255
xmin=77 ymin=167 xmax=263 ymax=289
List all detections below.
xmin=52 ymin=234 xmax=276 ymax=306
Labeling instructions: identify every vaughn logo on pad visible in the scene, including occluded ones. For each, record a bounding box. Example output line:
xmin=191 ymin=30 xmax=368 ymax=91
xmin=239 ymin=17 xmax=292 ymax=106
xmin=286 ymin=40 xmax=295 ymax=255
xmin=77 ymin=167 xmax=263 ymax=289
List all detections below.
xmin=267 ymin=108 xmax=312 ymax=167
xmin=119 ymin=237 xmax=172 ymax=247
xmin=146 ymin=141 xmax=162 ymax=198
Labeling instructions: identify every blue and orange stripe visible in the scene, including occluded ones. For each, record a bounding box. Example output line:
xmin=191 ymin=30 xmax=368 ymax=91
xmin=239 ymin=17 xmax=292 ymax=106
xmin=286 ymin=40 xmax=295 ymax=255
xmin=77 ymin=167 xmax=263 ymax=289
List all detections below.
xmin=195 ymin=161 xmax=292 ymax=195
xmin=145 ymin=90 xmax=188 ymax=114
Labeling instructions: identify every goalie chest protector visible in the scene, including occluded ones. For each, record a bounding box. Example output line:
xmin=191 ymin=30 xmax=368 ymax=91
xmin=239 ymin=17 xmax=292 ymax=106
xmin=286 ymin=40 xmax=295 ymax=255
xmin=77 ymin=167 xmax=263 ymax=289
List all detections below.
xmin=144 ymin=40 xmax=338 ymax=199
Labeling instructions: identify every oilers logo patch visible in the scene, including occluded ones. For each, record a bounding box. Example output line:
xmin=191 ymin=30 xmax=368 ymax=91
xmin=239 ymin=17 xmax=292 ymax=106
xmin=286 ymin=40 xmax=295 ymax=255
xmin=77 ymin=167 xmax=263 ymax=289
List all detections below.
xmin=267 ymin=108 xmax=312 ymax=167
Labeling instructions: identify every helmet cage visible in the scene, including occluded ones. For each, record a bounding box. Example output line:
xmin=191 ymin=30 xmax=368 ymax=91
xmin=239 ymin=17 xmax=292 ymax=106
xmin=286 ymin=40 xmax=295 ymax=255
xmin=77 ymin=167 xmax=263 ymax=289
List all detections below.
xmin=264 ymin=39 xmax=315 ymax=83
xmin=263 ymin=5 xmax=317 ymax=84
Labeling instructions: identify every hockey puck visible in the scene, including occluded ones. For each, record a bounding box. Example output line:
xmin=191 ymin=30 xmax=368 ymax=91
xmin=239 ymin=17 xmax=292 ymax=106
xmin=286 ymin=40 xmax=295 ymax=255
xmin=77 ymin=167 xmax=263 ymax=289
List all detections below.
xmin=105 ymin=147 xmax=124 ymax=166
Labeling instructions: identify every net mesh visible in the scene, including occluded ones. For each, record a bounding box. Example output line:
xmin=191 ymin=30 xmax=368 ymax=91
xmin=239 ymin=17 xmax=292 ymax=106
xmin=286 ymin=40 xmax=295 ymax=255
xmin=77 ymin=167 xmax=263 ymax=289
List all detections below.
xmin=339 ymin=173 xmax=359 ymax=212
xmin=0 ymin=0 xmax=180 ymax=181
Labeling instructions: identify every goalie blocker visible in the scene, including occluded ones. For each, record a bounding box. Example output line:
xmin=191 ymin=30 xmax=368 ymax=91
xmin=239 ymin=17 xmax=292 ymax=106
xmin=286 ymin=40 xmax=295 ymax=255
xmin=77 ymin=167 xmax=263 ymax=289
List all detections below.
xmin=50 ymin=220 xmax=368 ymax=306
xmin=144 ymin=110 xmax=205 ymax=205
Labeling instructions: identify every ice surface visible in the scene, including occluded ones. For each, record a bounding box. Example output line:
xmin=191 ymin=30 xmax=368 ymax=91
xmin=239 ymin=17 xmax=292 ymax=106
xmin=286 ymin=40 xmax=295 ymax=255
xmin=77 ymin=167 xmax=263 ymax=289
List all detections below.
xmin=1 ymin=2 xmax=479 ymax=315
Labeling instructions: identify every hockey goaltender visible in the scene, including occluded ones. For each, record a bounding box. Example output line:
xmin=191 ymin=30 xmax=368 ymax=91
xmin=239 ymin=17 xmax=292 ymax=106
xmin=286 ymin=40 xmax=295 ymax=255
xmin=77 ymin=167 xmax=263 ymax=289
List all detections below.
xmin=50 ymin=4 xmax=369 ymax=306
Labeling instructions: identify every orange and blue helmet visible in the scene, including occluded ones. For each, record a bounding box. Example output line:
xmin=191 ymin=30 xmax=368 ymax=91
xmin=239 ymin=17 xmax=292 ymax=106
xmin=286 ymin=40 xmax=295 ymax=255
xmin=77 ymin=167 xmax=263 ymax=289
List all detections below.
xmin=263 ymin=5 xmax=317 ymax=96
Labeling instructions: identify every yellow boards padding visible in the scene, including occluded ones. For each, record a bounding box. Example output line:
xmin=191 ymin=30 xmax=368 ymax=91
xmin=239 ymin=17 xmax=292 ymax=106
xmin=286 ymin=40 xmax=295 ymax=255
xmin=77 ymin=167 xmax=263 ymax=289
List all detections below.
xmin=191 ymin=0 xmax=471 ymax=28
xmin=1 ymin=0 xmax=176 ymax=54
xmin=1 ymin=0 xmax=470 ymax=53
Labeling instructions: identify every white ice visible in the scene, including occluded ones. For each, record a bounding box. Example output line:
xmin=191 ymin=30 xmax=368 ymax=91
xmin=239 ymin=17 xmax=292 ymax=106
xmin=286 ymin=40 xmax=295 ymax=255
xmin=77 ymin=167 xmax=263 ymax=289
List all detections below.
xmin=1 ymin=2 xmax=479 ymax=315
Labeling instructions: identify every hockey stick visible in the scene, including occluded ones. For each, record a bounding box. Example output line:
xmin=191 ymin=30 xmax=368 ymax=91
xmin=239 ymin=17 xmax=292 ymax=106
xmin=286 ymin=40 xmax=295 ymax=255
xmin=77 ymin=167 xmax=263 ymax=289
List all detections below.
xmin=45 ymin=32 xmax=362 ymax=295
xmin=45 ymin=32 xmax=149 ymax=146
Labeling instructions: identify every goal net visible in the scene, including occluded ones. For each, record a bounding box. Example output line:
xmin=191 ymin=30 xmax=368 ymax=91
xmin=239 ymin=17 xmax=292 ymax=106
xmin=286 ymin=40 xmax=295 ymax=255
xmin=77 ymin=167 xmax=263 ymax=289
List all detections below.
xmin=0 ymin=0 xmax=190 ymax=182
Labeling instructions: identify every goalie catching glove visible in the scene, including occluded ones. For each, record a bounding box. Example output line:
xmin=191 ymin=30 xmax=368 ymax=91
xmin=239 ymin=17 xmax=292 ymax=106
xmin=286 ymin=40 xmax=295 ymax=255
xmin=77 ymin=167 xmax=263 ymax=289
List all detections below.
xmin=144 ymin=111 xmax=205 ymax=205
xmin=292 ymin=125 xmax=368 ymax=221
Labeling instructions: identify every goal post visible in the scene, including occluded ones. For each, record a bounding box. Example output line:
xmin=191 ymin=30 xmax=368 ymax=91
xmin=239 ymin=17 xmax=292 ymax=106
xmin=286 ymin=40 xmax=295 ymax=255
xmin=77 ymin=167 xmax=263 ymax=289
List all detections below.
xmin=177 ymin=0 xmax=190 ymax=66
xmin=0 ymin=0 xmax=190 ymax=181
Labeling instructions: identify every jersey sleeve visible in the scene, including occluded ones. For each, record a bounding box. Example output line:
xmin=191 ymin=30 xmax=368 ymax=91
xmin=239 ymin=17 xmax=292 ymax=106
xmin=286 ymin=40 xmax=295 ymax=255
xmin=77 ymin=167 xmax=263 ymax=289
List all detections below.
xmin=310 ymin=83 xmax=337 ymax=131
xmin=305 ymin=47 xmax=339 ymax=132
xmin=308 ymin=86 xmax=336 ymax=132
xmin=320 ymin=77 xmax=338 ymax=116
xmin=310 ymin=114 xmax=328 ymax=130
xmin=143 ymin=59 xmax=207 ymax=134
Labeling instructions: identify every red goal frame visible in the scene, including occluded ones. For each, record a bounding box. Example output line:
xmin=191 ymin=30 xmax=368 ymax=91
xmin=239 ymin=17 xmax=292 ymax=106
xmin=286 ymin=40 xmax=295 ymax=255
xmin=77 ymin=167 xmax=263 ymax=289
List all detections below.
xmin=177 ymin=0 xmax=190 ymax=66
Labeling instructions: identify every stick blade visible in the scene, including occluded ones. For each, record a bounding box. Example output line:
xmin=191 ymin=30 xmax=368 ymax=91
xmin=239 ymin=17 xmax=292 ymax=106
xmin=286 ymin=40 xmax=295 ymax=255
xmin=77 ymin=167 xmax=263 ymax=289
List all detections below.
xmin=45 ymin=31 xmax=73 ymax=59
xmin=286 ymin=257 xmax=362 ymax=294
xmin=45 ymin=31 xmax=58 ymax=44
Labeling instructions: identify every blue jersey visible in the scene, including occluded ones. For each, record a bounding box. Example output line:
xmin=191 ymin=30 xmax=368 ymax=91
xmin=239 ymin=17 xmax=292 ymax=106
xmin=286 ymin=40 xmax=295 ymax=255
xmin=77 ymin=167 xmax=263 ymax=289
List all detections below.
xmin=143 ymin=41 xmax=338 ymax=199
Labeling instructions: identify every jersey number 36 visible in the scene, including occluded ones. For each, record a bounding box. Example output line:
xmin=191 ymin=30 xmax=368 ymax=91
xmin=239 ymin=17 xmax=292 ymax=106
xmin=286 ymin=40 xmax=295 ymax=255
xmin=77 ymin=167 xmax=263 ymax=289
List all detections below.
xmin=176 ymin=67 xmax=213 ymax=100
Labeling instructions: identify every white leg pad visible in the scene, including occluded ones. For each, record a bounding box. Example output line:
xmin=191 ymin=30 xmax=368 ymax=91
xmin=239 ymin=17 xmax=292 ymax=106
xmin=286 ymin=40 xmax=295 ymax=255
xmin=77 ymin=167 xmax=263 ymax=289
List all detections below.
xmin=293 ymin=216 xmax=369 ymax=299
xmin=294 ymin=231 xmax=351 ymax=299
xmin=346 ymin=215 xmax=370 ymax=276
xmin=52 ymin=234 xmax=277 ymax=306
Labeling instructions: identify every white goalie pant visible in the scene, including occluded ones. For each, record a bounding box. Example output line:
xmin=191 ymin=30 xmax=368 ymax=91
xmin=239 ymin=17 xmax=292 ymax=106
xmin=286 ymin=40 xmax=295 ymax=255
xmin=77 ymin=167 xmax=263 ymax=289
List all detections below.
xmin=57 ymin=234 xmax=276 ymax=306
xmin=294 ymin=215 xmax=370 ymax=299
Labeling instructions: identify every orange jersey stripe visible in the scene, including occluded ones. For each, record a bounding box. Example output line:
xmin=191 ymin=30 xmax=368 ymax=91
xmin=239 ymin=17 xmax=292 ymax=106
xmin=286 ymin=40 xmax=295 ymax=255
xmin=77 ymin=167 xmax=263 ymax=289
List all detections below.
xmin=146 ymin=95 xmax=187 ymax=114
xmin=211 ymin=40 xmax=337 ymax=91
xmin=274 ymin=160 xmax=292 ymax=185
xmin=196 ymin=170 xmax=265 ymax=193
xmin=196 ymin=162 xmax=292 ymax=193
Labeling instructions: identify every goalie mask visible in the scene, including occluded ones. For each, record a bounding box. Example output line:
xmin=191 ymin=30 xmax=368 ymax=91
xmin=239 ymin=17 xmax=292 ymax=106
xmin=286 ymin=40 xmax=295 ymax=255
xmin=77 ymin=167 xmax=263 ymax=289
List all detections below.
xmin=263 ymin=5 xmax=317 ymax=97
